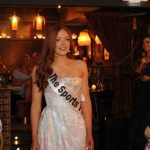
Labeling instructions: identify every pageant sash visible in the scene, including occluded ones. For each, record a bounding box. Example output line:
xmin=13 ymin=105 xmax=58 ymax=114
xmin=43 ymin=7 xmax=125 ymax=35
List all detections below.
xmin=48 ymin=73 xmax=82 ymax=113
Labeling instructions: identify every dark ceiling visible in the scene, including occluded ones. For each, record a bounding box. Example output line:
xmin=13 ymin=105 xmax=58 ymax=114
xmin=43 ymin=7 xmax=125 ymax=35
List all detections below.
xmin=0 ymin=6 xmax=101 ymax=25
xmin=0 ymin=0 xmax=150 ymax=26
xmin=0 ymin=0 xmax=150 ymax=7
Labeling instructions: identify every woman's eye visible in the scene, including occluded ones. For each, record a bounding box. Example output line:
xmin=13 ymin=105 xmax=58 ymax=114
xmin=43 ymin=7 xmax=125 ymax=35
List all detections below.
xmin=56 ymin=38 xmax=70 ymax=42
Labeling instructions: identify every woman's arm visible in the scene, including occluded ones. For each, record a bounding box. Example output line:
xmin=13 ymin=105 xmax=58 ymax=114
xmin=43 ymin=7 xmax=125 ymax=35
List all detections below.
xmin=80 ymin=61 xmax=94 ymax=150
xmin=145 ymin=126 xmax=150 ymax=139
xmin=31 ymin=67 xmax=43 ymax=150
xmin=141 ymin=75 xmax=150 ymax=82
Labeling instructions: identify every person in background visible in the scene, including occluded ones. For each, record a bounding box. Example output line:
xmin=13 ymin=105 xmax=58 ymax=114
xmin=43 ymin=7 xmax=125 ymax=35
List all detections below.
xmin=31 ymin=24 xmax=94 ymax=150
xmin=12 ymin=54 xmax=32 ymax=101
xmin=128 ymin=35 xmax=150 ymax=150
xmin=30 ymin=51 xmax=41 ymax=69
xmin=144 ymin=126 xmax=150 ymax=150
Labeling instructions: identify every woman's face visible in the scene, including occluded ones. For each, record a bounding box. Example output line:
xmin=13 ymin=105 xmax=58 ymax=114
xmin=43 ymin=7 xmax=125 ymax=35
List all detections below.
xmin=143 ymin=37 xmax=150 ymax=52
xmin=55 ymin=29 xmax=70 ymax=56
xmin=22 ymin=55 xmax=30 ymax=66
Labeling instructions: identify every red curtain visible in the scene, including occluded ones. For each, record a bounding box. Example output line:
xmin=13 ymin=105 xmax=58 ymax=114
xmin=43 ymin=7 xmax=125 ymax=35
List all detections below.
xmin=86 ymin=12 xmax=133 ymax=119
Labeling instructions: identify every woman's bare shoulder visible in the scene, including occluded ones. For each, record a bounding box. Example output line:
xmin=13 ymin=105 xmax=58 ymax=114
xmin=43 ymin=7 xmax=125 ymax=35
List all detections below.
xmin=71 ymin=59 xmax=86 ymax=67
xmin=70 ymin=59 xmax=87 ymax=73
xmin=77 ymin=60 xmax=87 ymax=69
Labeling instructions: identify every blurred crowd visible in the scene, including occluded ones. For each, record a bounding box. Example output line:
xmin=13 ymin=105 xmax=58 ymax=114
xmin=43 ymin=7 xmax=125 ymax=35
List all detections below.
xmin=0 ymin=51 xmax=41 ymax=102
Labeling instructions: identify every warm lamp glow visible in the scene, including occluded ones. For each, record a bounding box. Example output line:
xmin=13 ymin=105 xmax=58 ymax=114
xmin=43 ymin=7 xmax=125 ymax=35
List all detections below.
xmin=123 ymin=0 xmax=148 ymax=2
xmin=33 ymin=14 xmax=45 ymax=30
xmin=91 ymin=84 xmax=96 ymax=91
xmin=9 ymin=14 xmax=20 ymax=30
xmin=104 ymin=48 xmax=110 ymax=60
xmin=57 ymin=5 xmax=62 ymax=9
xmin=14 ymin=136 xmax=18 ymax=140
xmin=78 ymin=30 xmax=91 ymax=46
xmin=34 ymin=33 xmax=45 ymax=39
xmin=14 ymin=140 xmax=19 ymax=145
xmin=72 ymin=33 xmax=77 ymax=39
xmin=95 ymin=35 xmax=102 ymax=45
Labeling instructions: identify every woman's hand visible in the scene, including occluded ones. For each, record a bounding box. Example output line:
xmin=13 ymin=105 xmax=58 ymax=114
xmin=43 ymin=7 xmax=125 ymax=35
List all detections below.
xmin=140 ymin=75 xmax=150 ymax=82
xmin=86 ymin=133 xmax=94 ymax=150
xmin=136 ymin=58 xmax=146 ymax=73
xmin=145 ymin=126 xmax=150 ymax=139
xmin=141 ymin=58 xmax=147 ymax=64
xmin=32 ymin=140 xmax=40 ymax=150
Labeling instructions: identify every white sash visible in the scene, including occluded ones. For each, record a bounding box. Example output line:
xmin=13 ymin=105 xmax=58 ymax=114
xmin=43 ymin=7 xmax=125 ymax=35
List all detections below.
xmin=48 ymin=73 xmax=82 ymax=113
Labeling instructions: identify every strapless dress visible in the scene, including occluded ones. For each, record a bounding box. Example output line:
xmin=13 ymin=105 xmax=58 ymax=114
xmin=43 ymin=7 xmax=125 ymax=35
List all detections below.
xmin=38 ymin=73 xmax=87 ymax=150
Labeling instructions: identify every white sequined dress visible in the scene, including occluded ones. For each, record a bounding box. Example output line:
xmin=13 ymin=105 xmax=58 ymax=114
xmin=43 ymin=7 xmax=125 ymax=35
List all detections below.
xmin=38 ymin=73 xmax=87 ymax=150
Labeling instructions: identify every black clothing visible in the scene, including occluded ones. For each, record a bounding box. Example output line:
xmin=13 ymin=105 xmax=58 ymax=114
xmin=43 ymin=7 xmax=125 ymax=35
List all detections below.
xmin=128 ymin=62 xmax=150 ymax=150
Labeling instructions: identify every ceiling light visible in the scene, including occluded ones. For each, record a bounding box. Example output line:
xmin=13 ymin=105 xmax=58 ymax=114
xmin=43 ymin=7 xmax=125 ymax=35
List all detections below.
xmin=33 ymin=14 xmax=45 ymax=30
xmin=123 ymin=0 xmax=148 ymax=6
xmin=123 ymin=0 xmax=148 ymax=2
xmin=9 ymin=13 xmax=20 ymax=30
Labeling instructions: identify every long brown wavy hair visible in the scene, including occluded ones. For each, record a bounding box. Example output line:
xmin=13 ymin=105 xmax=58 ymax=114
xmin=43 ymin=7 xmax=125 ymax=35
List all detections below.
xmin=35 ymin=24 xmax=74 ymax=91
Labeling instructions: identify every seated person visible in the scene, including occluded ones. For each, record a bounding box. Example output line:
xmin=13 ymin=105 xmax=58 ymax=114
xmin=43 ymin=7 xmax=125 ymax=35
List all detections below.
xmin=12 ymin=54 xmax=32 ymax=102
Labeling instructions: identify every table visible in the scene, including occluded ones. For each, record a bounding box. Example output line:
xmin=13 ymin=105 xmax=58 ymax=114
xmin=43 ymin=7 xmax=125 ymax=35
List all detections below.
xmin=90 ymin=89 xmax=114 ymax=122
xmin=90 ymin=89 xmax=114 ymax=149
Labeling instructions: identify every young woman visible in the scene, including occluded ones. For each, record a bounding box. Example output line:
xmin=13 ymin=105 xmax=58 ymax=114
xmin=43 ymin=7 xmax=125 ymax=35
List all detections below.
xmin=31 ymin=24 xmax=94 ymax=150
xmin=128 ymin=35 xmax=150 ymax=150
